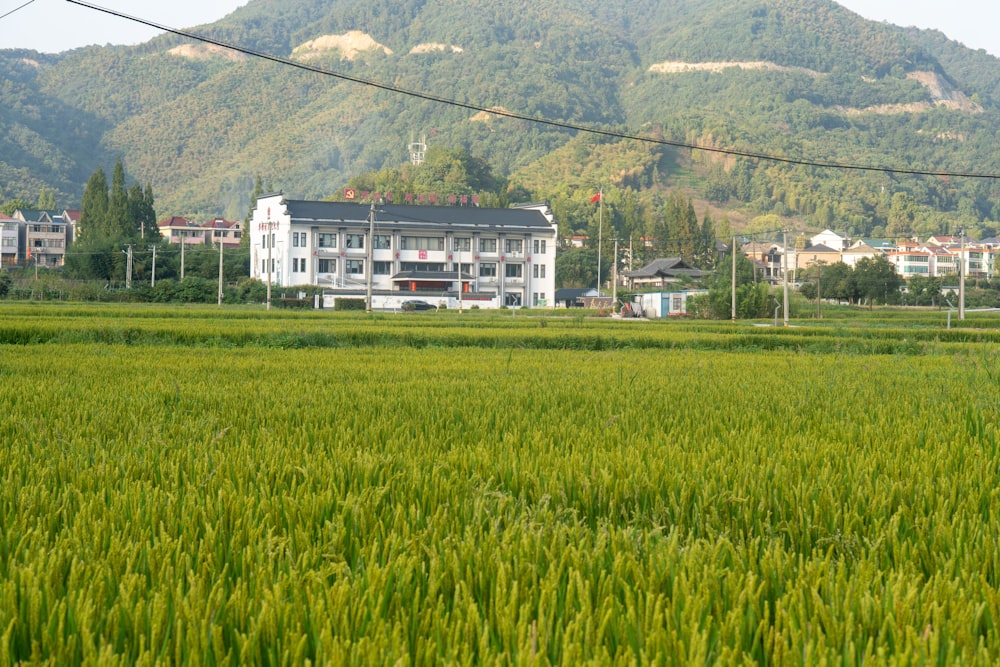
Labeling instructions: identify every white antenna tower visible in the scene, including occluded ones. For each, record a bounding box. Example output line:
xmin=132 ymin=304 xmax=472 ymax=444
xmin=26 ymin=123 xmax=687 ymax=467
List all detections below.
xmin=409 ymin=134 xmax=427 ymax=165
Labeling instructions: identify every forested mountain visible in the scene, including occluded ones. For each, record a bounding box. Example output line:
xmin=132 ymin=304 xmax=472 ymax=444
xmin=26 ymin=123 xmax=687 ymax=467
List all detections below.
xmin=2 ymin=0 xmax=1000 ymax=240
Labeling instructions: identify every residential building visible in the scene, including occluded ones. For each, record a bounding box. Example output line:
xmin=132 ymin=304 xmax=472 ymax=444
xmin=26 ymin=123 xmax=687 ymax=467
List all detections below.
xmin=249 ymin=194 xmax=557 ymax=309
xmin=796 ymin=244 xmax=842 ymax=271
xmin=810 ymin=230 xmax=848 ymax=251
xmin=1 ymin=217 xmax=22 ymax=267
xmin=623 ymin=257 xmax=709 ymax=289
xmin=742 ymin=241 xmax=786 ymax=282
xmin=14 ymin=210 xmax=68 ymax=267
xmin=886 ymin=249 xmax=931 ymax=277
xmin=632 ymin=290 xmax=708 ymax=317
xmin=841 ymin=243 xmax=881 ymax=268
xmin=159 ymin=216 xmax=243 ymax=246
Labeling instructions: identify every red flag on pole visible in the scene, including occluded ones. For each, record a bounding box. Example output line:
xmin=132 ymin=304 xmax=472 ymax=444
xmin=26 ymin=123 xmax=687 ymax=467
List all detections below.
xmin=590 ymin=192 xmax=602 ymax=204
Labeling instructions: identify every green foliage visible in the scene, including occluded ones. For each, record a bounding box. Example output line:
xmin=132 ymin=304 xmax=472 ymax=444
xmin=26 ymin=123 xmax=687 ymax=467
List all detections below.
xmin=0 ymin=198 xmax=31 ymax=216
xmin=696 ymin=252 xmax=774 ymax=318
xmin=335 ymin=297 xmax=366 ymax=310
xmin=555 ymin=246 xmax=601 ymax=289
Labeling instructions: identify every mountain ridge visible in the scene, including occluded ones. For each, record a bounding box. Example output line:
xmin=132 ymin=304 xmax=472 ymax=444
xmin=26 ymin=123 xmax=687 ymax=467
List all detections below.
xmin=1 ymin=0 xmax=999 ymax=238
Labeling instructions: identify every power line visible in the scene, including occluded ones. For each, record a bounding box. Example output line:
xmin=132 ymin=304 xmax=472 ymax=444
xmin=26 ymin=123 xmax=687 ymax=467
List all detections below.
xmin=66 ymin=0 xmax=1000 ymax=181
xmin=0 ymin=0 xmax=37 ymax=22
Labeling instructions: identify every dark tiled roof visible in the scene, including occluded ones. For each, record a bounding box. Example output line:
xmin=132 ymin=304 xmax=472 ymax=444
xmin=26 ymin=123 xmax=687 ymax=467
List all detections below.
xmin=284 ymin=200 xmax=553 ymax=231
xmin=624 ymin=257 xmax=708 ymax=279
xmin=801 ymin=244 xmax=839 ymax=253
xmin=555 ymin=288 xmax=599 ymax=300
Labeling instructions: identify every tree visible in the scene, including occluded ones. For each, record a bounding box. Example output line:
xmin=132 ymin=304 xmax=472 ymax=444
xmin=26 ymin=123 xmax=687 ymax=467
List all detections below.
xmin=79 ymin=167 xmax=109 ymax=240
xmin=0 ymin=199 xmax=31 ymax=217
xmin=108 ymin=157 xmax=131 ymax=238
xmin=854 ymin=256 xmax=902 ymax=308
xmin=697 ymin=252 xmax=772 ymax=319
xmin=555 ymin=247 xmax=601 ymax=289
xmin=128 ymin=183 xmax=158 ymax=239
xmin=886 ymin=192 xmax=916 ymax=240
xmin=36 ymin=187 xmax=56 ymax=211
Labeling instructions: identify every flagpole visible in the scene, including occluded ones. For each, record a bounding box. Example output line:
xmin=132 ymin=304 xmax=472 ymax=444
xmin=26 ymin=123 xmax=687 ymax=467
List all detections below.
xmin=597 ymin=187 xmax=603 ymax=296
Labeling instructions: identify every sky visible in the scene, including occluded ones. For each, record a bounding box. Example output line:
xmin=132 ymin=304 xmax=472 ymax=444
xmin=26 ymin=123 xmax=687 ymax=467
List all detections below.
xmin=0 ymin=0 xmax=998 ymax=58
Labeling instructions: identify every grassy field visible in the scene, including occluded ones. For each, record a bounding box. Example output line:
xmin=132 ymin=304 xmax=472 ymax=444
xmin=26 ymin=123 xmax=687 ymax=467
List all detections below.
xmin=2 ymin=304 xmax=999 ymax=664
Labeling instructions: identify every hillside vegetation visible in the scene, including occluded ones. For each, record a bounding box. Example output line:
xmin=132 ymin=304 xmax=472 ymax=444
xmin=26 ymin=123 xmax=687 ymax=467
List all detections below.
xmin=0 ymin=0 xmax=999 ymax=239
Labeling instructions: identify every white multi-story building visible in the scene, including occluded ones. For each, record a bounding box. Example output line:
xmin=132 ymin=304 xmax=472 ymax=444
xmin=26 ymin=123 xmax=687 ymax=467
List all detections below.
xmin=1 ymin=217 xmax=22 ymax=267
xmin=249 ymin=194 xmax=558 ymax=309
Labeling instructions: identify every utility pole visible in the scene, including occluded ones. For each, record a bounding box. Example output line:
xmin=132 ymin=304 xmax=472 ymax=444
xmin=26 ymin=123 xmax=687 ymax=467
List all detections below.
xmin=959 ymin=230 xmax=966 ymax=321
xmin=457 ymin=242 xmax=463 ymax=314
xmin=266 ymin=220 xmax=272 ymax=311
xmin=217 ymin=240 xmax=224 ymax=306
xmin=596 ymin=188 xmax=603 ymax=296
xmin=123 ymin=245 xmax=133 ymax=290
xmin=612 ymin=238 xmax=619 ymax=307
xmin=149 ymin=245 xmax=157 ymax=287
xmin=816 ymin=263 xmax=822 ymax=320
xmin=366 ymin=200 xmax=376 ymax=313
xmin=731 ymin=235 xmax=737 ymax=322
xmin=180 ymin=238 xmax=186 ymax=281
xmin=782 ymin=230 xmax=789 ymax=327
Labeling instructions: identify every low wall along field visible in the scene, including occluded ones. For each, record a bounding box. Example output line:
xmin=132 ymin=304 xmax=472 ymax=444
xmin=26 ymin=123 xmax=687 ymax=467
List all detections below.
xmin=2 ymin=304 xmax=999 ymax=664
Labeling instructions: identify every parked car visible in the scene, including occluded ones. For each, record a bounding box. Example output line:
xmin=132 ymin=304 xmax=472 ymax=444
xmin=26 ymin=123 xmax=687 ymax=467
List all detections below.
xmin=402 ymin=299 xmax=435 ymax=311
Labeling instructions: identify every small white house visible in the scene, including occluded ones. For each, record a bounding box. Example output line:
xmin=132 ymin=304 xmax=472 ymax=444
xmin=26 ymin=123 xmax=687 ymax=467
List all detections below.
xmin=633 ymin=290 xmax=707 ymax=318
xmin=810 ymin=230 xmax=848 ymax=252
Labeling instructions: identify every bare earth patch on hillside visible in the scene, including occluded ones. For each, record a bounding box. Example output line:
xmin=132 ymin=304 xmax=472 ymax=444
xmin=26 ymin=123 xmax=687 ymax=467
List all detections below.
xmin=470 ymin=106 xmax=511 ymax=122
xmin=292 ymin=32 xmax=393 ymax=61
xmin=648 ymin=61 xmax=822 ymax=77
xmin=409 ymin=43 xmax=464 ymax=54
xmin=649 ymin=62 xmax=982 ymax=115
xmin=168 ymin=44 xmax=246 ymax=62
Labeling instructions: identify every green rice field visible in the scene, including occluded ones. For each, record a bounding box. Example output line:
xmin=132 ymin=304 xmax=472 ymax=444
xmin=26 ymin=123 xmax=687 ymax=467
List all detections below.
xmin=1 ymin=304 xmax=999 ymax=664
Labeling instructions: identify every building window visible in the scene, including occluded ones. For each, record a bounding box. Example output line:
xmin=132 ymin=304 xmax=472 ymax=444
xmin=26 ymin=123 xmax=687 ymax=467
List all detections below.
xmin=345 ymin=234 xmax=364 ymax=249
xmin=374 ymin=260 xmax=393 ymax=275
xmin=401 ymin=262 xmax=444 ymax=272
xmin=318 ymin=258 xmax=336 ymax=273
xmin=479 ymin=262 xmax=497 ymax=278
xmin=504 ymin=239 xmax=523 ymax=254
xmin=400 ymin=236 xmax=444 ymax=251
xmin=533 ymin=264 xmax=546 ymax=278
xmin=453 ymin=237 xmax=471 ymax=252
xmin=505 ymin=263 xmax=523 ymax=278
xmin=479 ymin=238 xmax=497 ymax=253
xmin=346 ymin=259 xmax=364 ymax=274
xmin=374 ymin=234 xmax=391 ymax=250
xmin=533 ymin=239 xmax=547 ymax=254
xmin=318 ymin=233 xmax=337 ymax=248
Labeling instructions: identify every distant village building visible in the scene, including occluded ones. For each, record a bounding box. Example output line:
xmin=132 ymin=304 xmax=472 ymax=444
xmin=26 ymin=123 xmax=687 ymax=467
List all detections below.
xmin=623 ymin=257 xmax=708 ymax=290
xmin=796 ymin=244 xmax=841 ymax=272
xmin=1 ymin=217 xmax=22 ymax=268
xmin=249 ymin=194 xmax=557 ymax=309
xmin=12 ymin=209 xmax=69 ymax=267
xmin=159 ymin=216 xmax=243 ymax=247
xmin=809 ymin=229 xmax=848 ymax=252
